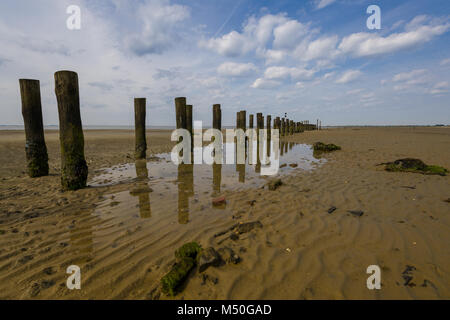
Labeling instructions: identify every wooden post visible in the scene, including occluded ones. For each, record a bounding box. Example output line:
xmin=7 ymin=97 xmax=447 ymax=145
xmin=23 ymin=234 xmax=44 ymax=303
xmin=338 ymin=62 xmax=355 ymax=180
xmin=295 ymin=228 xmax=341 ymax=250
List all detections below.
xmin=213 ymin=104 xmax=221 ymax=130
xmin=281 ymin=118 xmax=285 ymax=136
xmin=134 ymin=98 xmax=146 ymax=159
xmin=186 ymin=105 xmax=193 ymax=136
xmin=290 ymin=120 xmax=294 ymax=135
xmin=175 ymin=97 xmax=187 ymax=130
xmin=186 ymin=104 xmax=193 ymax=153
xmin=237 ymin=111 xmax=241 ymax=129
xmin=19 ymin=79 xmax=49 ymax=177
xmin=239 ymin=110 xmax=246 ymax=131
xmin=54 ymin=70 xmax=88 ymax=190
xmin=267 ymin=115 xmax=271 ymax=137
xmin=249 ymin=114 xmax=254 ymax=129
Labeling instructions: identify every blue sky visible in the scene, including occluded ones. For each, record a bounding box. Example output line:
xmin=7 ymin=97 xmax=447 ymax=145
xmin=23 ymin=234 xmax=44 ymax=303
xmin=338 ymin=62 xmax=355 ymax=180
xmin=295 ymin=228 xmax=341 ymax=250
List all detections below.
xmin=0 ymin=0 xmax=449 ymax=126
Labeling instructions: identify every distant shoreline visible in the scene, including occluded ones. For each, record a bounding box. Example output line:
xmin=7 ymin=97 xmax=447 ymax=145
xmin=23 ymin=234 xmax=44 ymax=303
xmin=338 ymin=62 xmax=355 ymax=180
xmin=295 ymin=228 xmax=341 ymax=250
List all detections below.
xmin=0 ymin=124 xmax=448 ymax=131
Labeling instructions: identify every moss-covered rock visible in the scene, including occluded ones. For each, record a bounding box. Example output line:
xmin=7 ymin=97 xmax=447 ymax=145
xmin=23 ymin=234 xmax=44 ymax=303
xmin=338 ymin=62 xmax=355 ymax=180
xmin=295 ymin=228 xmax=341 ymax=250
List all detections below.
xmin=160 ymin=242 xmax=202 ymax=296
xmin=161 ymin=257 xmax=195 ymax=296
xmin=313 ymin=142 xmax=341 ymax=152
xmin=175 ymin=242 xmax=202 ymax=260
xmin=384 ymin=158 xmax=448 ymax=176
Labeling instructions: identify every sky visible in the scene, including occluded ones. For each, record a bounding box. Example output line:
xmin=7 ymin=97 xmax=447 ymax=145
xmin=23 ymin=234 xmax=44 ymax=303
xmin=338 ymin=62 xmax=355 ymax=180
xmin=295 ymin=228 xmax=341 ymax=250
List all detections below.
xmin=0 ymin=0 xmax=449 ymax=126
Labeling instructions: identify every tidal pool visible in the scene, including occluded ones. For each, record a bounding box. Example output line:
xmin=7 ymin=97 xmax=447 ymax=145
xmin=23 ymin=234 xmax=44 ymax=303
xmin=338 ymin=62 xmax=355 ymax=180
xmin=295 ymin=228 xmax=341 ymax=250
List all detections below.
xmin=88 ymin=142 xmax=325 ymax=225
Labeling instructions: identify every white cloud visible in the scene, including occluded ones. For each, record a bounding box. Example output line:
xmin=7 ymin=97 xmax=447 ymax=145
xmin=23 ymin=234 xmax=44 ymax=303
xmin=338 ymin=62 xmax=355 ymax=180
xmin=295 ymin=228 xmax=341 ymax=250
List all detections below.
xmin=125 ymin=0 xmax=190 ymax=55
xmin=300 ymin=35 xmax=339 ymax=61
xmin=323 ymin=72 xmax=335 ymax=80
xmin=264 ymin=66 xmax=315 ymax=80
xmin=335 ymin=70 xmax=362 ymax=84
xmin=273 ymin=20 xmax=309 ymax=49
xmin=217 ymin=62 xmax=257 ymax=77
xmin=200 ymin=30 xmax=254 ymax=57
xmin=392 ymin=69 xmax=427 ymax=82
xmin=346 ymin=88 xmax=364 ymax=95
xmin=440 ymin=58 xmax=450 ymax=66
xmin=251 ymin=78 xmax=281 ymax=89
xmin=429 ymin=81 xmax=449 ymax=95
xmin=338 ymin=21 xmax=450 ymax=58
xmin=314 ymin=0 xmax=336 ymax=10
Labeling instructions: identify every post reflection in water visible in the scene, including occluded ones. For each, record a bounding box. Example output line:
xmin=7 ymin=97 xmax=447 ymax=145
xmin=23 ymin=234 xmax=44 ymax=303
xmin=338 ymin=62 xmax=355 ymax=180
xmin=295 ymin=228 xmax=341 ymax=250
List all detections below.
xmin=131 ymin=159 xmax=152 ymax=218
xmin=177 ymin=163 xmax=194 ymax=224
xmin=212 ymin=163 xmax=222 ymax=195
xmin=236 ymin=164 xmax=245 ymax=183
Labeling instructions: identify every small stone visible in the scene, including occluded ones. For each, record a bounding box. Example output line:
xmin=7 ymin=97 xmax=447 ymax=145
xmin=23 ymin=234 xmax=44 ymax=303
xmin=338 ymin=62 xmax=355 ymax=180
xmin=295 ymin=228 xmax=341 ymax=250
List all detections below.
xmin=289 ymin=163 xmax=298 ymax=168
xmin=197 ymin=247 xmax=221 ymax=272
xmin=279 ymin=164 xmax=287 ymax=168
xmin=218 ymin=247 xmax=241 ymax=264
xmin=43 ymin=267 xmax=56 ymax=275
xmin=18 ymin=255 xmax=34 ymax=264
xmin=327 ymin=206 xmax=337 ymax=214
xmin=212 ymin=196 xmax=226 ymax=206
xmin=29 ymin=283 xmax=40 ymax=297
xmin=230 ymin=233 xmax=239 ymax=241
xmin=268 ymin=179 xmax=282 ymax=191
xmin=348 ymin=210 xmax=364 ymax=217
xmin=41 ymin=279 xmax=55 ymax=289
xmin=236 ymin=221 xmax=263 ymax=234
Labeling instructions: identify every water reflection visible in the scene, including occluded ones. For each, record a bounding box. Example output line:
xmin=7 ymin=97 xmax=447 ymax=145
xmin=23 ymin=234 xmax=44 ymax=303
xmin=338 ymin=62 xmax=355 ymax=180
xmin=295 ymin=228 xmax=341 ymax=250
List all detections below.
xmin=90 ymin=141 xmax=324 ymax=225
xmin=177 ymin=164 xmax=194 ymax=224
xmin=130 ymin=159 xmax=152 ymax=218
xmin=212 ymin=163 xmax=222 ymax=195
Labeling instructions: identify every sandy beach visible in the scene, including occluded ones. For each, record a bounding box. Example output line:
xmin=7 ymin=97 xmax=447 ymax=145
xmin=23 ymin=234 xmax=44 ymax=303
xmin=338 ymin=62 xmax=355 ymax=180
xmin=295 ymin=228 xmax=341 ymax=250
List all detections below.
xmin=0 ymin=126 xmax=449 ymax=299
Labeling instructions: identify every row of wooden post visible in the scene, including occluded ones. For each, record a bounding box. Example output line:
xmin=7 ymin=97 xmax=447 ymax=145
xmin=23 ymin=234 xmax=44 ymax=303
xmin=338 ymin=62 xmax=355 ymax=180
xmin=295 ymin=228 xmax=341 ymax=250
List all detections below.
xmin=20 ymin=72 xmax=321 ymax=191
xmin=20 ymin=71 xmax=88 ymax=190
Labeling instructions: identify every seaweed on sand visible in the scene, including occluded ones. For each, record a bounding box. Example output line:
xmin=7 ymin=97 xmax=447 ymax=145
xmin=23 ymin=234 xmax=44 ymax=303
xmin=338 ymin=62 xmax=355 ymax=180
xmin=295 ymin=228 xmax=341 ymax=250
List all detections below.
xmin=313 ymin=142 xmax=341 ymax=152
xmin=383 ymin=158 xmax=447 ymax=176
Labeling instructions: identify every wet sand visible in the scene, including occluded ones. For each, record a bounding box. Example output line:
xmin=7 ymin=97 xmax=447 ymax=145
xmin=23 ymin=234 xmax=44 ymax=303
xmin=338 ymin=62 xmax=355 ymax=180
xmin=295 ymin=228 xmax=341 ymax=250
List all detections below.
xmin=0 ymin=127 xmax=449 ymax=299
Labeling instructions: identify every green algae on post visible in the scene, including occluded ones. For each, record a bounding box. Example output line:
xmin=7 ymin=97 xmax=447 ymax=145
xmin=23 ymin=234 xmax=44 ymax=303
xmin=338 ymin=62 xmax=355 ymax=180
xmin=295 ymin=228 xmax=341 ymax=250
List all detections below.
xmin=19 ymin=79 xmax=49 ymax=178
xmin=161 ymin=242 xmax=202 ymax=296
xmin=313 ymin=142 xmax=341 ymax=152
xmin=384 ymin=158 xmax=448 ymax=176
xmin=54 ymin=71 xmax=88 ymax=191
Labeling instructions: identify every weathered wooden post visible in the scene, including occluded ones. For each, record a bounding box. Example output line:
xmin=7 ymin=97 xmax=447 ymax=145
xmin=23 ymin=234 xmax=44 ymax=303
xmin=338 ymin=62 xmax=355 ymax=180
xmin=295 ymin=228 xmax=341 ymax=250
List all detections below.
xmin=186 ymin=104 xmax=193 ymax=154
xmin=286 ymin=118 xmax=290 ymax=135
xmin=134 ymin=98 xmax=147 ymax=159
xmin=186 ymin=105 xmax=193 ymax=137
xmin=249 ymin=114 xmax=254 ymax=129
xmin=19 ymin=79 xmax=49 ymax=177
xmin=239 ymin=110 xmax=246 ymax=131
xmin=290 ymin=120 xmax=294 ymax=135
xmin=175 ymin=97 xmax=187 ymax=130
xmin=281 ymin=118 xmax=285 ymax=136
xmin=54 ymin=71 xmax=88 ymax=191
xmin=213 ymin=104 xmax=221 ymax=131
